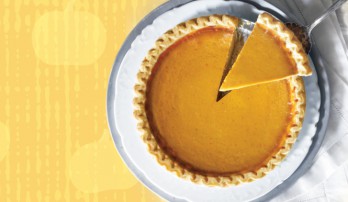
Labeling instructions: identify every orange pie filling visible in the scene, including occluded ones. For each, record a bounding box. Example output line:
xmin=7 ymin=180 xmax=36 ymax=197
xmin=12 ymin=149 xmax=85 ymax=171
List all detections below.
xmin=145 ymin=27 xmax=299 ymax=175
xmin=134 ymin=14 xmax=307 ymax=186
xmin=220 ymin=13 xmax=311 ymax=91
xmin=220 ymin=24 xmax=296 ymax=90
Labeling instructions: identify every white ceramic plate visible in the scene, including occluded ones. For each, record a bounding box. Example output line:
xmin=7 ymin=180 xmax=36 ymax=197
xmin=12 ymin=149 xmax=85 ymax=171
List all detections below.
xmin=111 ymin=0 xmax=321 ymax=201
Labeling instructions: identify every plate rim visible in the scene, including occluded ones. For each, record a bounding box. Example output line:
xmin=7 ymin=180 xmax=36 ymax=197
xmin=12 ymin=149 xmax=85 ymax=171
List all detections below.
xmin=106 ymin=0 xmax=330 ymax=201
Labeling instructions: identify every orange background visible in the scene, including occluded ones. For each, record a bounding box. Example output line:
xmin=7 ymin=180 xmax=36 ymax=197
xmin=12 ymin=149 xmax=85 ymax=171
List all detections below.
xmin=0 ymin=0 xmax=165 ymax=201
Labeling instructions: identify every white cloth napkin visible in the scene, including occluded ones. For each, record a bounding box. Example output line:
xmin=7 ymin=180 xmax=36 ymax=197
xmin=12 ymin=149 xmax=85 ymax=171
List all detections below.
xmin=264 ymin=0 xmax=348 ymax=201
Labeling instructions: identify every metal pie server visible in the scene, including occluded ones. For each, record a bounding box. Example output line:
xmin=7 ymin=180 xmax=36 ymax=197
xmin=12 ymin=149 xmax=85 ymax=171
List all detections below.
xmin=216 ymin=19 xmax=254 ymax=102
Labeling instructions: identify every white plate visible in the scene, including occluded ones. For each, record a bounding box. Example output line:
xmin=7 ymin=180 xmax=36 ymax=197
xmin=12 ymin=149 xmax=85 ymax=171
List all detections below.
xmin=111 ymin=0 xmax=321 ymax=201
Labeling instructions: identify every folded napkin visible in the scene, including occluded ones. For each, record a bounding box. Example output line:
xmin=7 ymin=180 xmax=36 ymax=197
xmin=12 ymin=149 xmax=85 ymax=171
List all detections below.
xmin=264 ymin=0 xmax=348 ymax=201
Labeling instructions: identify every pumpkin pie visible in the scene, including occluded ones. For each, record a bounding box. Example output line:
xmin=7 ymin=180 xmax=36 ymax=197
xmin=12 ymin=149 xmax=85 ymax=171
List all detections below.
xmin=134 ymin=14 xmax=309 ymax=186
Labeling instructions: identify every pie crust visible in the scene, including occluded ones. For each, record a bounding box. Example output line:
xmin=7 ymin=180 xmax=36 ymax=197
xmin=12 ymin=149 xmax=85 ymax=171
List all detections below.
xmin=134 ymin=14 xmax=306 ymax=186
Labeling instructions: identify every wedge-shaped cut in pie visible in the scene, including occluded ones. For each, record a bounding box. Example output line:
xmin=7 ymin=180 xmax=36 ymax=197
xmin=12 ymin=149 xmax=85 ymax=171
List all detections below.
xmin=134 ymin=14 xmax=307 ymax=186
xmin=220 ymin=13 xmax=312 ymax=91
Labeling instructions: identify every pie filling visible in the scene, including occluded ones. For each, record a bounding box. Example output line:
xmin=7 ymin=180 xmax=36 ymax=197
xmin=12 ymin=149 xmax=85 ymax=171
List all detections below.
xmin=145 ymin=27 xmax=298 ymax=175
xmin=220 ymin=24 xmax=298 ymax=91
xmin=135 ymin=14 xmax=308 ymax=185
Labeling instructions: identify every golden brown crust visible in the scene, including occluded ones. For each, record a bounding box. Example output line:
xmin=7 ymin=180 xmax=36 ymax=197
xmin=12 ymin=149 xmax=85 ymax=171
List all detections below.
xmin=257 ymin=13 xmax=312 ymax=76
xmin=134 ymin=15 xmax=306 ymax=186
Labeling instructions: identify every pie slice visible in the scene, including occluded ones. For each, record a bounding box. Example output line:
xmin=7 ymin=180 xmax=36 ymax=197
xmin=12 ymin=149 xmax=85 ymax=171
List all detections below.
xmin=134 ymin=14 xmax=307 ymax=186
xmin=220 ymin=13 xmax=312 ymax=91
